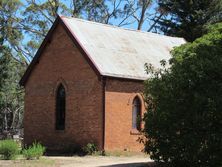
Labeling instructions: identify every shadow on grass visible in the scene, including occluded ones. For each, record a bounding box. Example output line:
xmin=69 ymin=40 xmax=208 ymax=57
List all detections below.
xmin=99 ymin=162 xmax=157 ymax=167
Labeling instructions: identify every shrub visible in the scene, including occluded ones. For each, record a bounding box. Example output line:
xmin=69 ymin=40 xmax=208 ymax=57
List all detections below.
xmin=143 ymin=23 xmax=222 ymax=167
xmin=93 ymin=150 xmax=105 ymax=156
xmin=0 ymin=140 xmax=19 ymax=160
xmin=82 ymin=143 xmax=98 ymax=155
xmin=23 ymin=142 xmax=45 ymax=160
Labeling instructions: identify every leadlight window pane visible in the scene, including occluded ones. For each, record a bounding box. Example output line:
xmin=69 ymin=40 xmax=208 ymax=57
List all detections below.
xmin=132 ymin=97 xmax=141 ymax=130
xmin=56 ymin=84 xmax=66 ymax=130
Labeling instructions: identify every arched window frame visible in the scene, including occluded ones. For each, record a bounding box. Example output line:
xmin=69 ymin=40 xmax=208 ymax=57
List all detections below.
xmin=55 ymin=84 xmax=66 ymax=130
xmin=132 ymin=96 xmax=142 ymax=131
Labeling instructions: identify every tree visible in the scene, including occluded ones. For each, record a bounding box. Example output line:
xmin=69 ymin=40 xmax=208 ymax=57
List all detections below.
xmin=1 ymin=0 xmax=158 ymax=64
xmin=0 ymin=49 xmax=25 ymax=134
xmin=143 ymin=23 xmax=222 ymax=167
xmin=0 ymin=0 xmax=27 ymax=65
xmin=0 ymin=0 xmax=25 ymax=137
xmin=156 ymin=0 xmax=222 ymax=42
xmin=21 ymin=0 xmax=72 ymax=61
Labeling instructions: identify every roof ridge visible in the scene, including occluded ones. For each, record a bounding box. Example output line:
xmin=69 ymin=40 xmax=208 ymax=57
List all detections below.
xmin=60 ymin=15 xmax=184 ymax=40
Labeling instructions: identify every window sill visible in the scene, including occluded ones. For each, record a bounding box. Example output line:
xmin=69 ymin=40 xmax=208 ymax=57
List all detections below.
xmin=130 ymin=129 xmax=142 ymax=135
xmin=55 ymin=129 xmax=66 ymax=133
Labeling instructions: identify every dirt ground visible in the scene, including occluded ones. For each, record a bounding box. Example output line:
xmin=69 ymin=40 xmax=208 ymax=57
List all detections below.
xmin=0 ymin=155 xmax=156 ymax=167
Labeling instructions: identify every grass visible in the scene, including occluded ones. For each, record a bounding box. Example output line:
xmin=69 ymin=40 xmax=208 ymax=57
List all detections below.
xmin=22 ymin=142 xmax=45 ymax=160
xmin=0 ymin=140 xmax=20 ymax=160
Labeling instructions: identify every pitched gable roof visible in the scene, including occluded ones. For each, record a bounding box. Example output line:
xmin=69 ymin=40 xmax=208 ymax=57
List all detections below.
xmin=62 ymin=16 xmax=185 ymax=80
xmin=20 ymin=15 xmax=185 ymax=86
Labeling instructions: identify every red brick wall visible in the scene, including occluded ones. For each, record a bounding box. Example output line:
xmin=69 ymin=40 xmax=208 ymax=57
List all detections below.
xmin=24 ymin=23 xmax=104 ymax=150
xmin=104 ymin=78 xmax=145 ymax=152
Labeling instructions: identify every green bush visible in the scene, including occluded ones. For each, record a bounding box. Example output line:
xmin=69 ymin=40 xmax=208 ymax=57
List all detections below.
xmin=0 ymin=140 xmax=19 ymax=160
xmin=22 ymin=142 xmax=45 ymax=160
xmin=143 ymin=23 xmax=222 ymax=167
xmin=82 ymin=143 xmax=98 ymax=155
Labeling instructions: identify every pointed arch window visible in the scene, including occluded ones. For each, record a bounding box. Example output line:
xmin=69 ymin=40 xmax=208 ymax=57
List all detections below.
xmin=56 ymin=84 xmax=66 ymax=130
xmin=132 ymin=96 xmax=141 ymax=131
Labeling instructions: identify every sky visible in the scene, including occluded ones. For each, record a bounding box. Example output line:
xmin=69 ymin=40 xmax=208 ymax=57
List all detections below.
xmin=19 ymin=0 xmax=158 ymax=61
xmin=20 ymin=0 xmax=158 ymax=31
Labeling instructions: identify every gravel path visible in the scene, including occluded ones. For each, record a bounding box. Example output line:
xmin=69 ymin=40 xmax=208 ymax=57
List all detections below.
xmin=48 ymin=156 xmax=154 ymax=167
xmin=0 ymin=155 xmax=156 ymax=167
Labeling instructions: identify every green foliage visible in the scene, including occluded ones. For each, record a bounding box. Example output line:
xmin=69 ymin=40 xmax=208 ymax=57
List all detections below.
xmin=0 ymin=0 xmax=23 ymax=46
xmin=22 ymin=0 xmax=72 ymax=57
xmin=143 ymin=23 xmax=222 ymax=167
xmin=0 ymin=1 xmax=25 ymax=132
xmin=92 ymin=150 xmax=105 ymax=156
xmin=157 ymin=0 xmax=222 ymax=42
xmin=0 ymin=140 xmax=19 ymax=160
xmin=82 ymin=143 xmax=98 ymax=155
xmin=0 ymin=52 xmax=25 ymax=132
xmin=0 ymin=0 xmax=27 ymax=64
xmin=1 ymin=0 xmax=157 ymax=63
xmin=22 ymin=142 xmax=45 ymax=160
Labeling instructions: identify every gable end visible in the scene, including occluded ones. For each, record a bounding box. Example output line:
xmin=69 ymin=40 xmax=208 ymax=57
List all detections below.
xmin=19 ymin=15 xmax=101 ymax=86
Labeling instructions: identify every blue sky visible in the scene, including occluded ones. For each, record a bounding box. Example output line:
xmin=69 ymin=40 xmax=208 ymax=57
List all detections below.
xmin=20 ymin=0 xmax=157 ymax=31
xmin=19 ymin=0 xmax=158 ymax=61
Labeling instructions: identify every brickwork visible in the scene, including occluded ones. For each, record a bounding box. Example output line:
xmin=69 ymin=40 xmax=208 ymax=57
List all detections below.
xmin=24 ymin=23 xmax=104 ymax=150
xmin=104 ymin=78 xmax=145 ymax=152
xmin=24 ymin=22 xmax=146 ymax=153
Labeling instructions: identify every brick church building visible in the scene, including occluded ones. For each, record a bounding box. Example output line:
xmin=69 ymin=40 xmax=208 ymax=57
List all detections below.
xmin=20 ymin=15 xmax=185 ymax=152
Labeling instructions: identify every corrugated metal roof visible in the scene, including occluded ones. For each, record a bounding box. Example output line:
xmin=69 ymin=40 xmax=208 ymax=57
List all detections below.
xmin=61 ymin=16 xmax=186 ymax=80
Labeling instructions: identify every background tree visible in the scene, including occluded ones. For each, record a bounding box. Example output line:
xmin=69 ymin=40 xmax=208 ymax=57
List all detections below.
xmin=0 ymin=48 xmax=25 ymax=134
xmin=21 ymin=0 xmax=72 ymax=61
xmin=0 ymin=0 xmax=26 ymax=65
xmin=143 ymin=23 xmax=222 ymax=166
xmin=155 ymin=0 xmax=222 ymax=41
xmin=1 ymin=0 xmax=158 ymax=64
xmin=0 ymin=0 xmax=26 ymax=135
